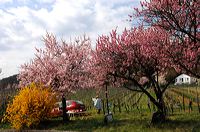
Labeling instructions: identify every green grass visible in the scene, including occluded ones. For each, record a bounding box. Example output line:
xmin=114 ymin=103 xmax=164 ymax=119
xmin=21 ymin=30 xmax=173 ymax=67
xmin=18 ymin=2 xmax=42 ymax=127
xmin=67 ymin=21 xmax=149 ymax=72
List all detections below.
xmin=1 ymin=86 xmax=200 ymax=131
xmin=2 ymin=110 xmax=200 ymax=132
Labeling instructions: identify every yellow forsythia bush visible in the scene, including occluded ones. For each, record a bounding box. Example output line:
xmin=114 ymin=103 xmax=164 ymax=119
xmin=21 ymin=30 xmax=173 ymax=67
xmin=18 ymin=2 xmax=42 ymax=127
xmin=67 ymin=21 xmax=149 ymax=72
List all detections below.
xmin=3 ymin=83 xmax=57 ymax=130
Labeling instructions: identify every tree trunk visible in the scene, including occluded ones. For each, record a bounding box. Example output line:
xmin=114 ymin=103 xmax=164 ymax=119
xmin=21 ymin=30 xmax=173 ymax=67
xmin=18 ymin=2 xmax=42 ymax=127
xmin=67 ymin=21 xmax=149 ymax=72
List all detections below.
xmin=62 ymin=96 xmax=69 ymax=122
xmin=151 ymin=110 xmax=165 ymax=124
xmin=150 ymin=94 xmax=166 ymax=124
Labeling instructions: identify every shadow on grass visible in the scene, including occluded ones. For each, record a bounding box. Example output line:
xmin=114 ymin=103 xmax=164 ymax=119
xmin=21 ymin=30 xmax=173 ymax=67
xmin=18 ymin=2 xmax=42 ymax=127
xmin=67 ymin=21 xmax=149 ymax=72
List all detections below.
xmin=28 ymin=114 xmax=200 ymax=131
xmin=37 ymin=117 xmax=106 ymax=131
xmin=37 ymin=116 xmax=150 ymax=131
xmin=151 ymin=118 xmax=200 ymax=131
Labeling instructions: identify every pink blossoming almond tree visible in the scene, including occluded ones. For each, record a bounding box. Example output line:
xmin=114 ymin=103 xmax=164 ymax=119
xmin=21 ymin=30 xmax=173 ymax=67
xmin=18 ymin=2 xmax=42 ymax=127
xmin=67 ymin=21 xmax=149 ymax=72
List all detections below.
xmin=19 ymin=33 xmax=92 ymax=93
xmin=134 ymin=0 xmax=200 ymax=78
xmin=91 ymin=26 xmax=179 ymax=123
xmin=18 ymin=33 xmax=93 ymax=121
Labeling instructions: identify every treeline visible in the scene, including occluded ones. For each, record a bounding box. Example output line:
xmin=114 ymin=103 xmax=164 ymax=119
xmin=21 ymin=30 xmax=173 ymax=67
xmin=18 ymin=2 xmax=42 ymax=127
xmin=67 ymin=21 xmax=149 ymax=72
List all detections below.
xmin=0 ymin=74 xmax=19 ymax=90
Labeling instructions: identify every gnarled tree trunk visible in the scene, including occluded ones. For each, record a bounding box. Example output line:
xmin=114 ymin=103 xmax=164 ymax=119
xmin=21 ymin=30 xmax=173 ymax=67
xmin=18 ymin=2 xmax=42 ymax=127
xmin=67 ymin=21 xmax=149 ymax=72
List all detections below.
xmin=150 ymin=93 xmax=166 ymax=124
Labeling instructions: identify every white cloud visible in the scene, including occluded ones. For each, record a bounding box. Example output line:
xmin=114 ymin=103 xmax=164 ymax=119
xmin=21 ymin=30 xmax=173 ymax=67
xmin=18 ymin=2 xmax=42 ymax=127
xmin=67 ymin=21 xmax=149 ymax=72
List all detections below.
xmin=0 ymin=0 xmax=141 ymax=78
xmin=35 ymin=0 xmax=55 ymax=4
xmin=0 ymin=0 xmax=12 ymax=4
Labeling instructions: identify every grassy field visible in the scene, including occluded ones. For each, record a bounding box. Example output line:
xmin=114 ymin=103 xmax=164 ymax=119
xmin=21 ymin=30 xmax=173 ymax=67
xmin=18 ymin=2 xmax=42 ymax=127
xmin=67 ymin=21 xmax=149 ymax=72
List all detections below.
xmin=40 ymin=112 xmax=200 ymax=132
xmin=1 ymin=85 xmax=200 ymax=131
xmin=2 ymin=110 xmax=200 ymax=131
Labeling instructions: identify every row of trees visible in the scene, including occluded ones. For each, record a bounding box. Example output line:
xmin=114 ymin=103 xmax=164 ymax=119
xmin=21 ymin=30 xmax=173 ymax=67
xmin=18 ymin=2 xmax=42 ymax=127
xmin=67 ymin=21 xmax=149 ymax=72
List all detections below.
xmin=0 ymin=74 xmax=19 ymax=90
xmin=18 ymin=0 xmax=199 ymax=123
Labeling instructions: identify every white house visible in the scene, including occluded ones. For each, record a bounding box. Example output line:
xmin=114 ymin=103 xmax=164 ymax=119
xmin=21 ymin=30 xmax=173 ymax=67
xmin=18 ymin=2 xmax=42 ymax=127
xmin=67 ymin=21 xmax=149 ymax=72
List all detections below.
xmin=174 ymin=74 xmax=197 ymax=85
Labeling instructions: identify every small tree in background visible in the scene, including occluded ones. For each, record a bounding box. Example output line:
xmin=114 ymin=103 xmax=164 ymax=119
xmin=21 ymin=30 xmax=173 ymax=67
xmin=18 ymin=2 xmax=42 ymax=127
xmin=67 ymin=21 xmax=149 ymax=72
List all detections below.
xmin=3 ymin=83 xmax=56 ymax=130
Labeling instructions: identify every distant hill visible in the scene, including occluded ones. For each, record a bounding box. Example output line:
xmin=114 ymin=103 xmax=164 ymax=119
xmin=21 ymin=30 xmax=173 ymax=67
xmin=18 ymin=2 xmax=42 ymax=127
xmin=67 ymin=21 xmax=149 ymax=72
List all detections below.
xmin=0 ymin=74 xmax=19 ymax=90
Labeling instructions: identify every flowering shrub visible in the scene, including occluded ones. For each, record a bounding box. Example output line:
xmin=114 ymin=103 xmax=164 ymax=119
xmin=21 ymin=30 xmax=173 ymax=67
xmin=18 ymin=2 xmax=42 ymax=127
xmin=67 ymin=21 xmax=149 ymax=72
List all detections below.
xmin=2 ymin=83 xmax=57 ymax=130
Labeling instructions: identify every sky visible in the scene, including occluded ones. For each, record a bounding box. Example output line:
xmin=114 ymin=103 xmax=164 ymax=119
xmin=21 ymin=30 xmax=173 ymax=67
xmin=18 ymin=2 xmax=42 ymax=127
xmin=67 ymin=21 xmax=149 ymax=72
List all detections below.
xmin=0 ymin=0 xmax=142 ymax=78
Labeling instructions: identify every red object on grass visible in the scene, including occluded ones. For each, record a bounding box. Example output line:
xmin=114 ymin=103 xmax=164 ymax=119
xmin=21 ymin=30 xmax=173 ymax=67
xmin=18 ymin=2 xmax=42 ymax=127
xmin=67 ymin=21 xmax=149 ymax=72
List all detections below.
xmin=51 ymin=100 xmax=86 ymax=117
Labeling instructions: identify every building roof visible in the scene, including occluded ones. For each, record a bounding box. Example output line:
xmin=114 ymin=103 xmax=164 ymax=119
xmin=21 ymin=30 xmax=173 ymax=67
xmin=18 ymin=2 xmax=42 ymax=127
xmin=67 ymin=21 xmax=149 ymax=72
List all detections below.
xmin=176 ymin=74 xmax=190 ymax=78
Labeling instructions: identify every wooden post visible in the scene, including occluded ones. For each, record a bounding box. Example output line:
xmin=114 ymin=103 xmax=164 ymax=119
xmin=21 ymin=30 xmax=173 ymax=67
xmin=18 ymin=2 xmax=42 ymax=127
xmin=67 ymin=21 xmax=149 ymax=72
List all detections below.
xmin=105 ymin=83 xmax=109 ymax=114
xmin=113 ymin=102 xmax=116 ymax=114
xmin=117 ymin=98 xmax=121 ymax=113
xmin=125 ymin=104 xmax=128 ymax=112
xmin=182 ymin=94 xmax=185 ymax=112
xmin=127 ymin=104 xmax=130 ymax=112
xmin=102 ymin=99 xmax=105 ymax=115
xmin=196 ymin=87 xmax=200 ymax=113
